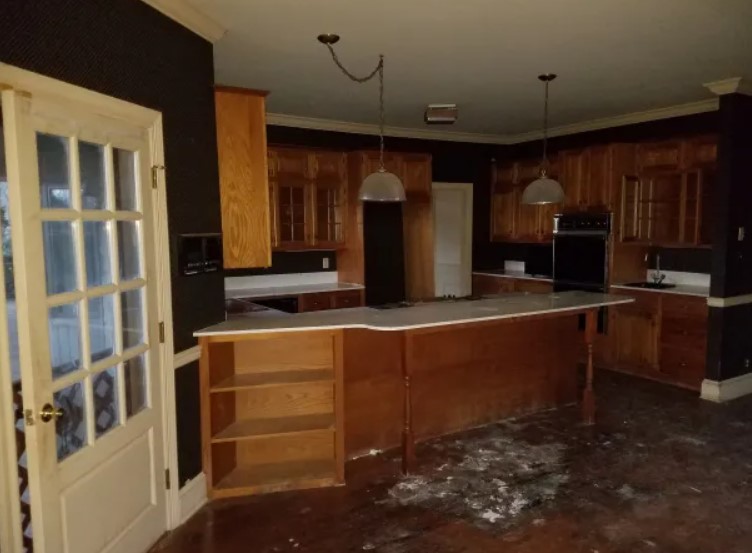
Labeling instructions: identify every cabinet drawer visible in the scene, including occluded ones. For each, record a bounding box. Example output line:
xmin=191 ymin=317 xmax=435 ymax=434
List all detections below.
xmin=610 ymin=289 xmax=661 ymax=312
xmin=298 ymin=292 xmax=334 ymax=312
xmin=660 ymin=345 xmax=705 ymax=389
xmin=513 ymin=279 xmax=552 ymax=294
xmin=661 ymin=294 xmax=707 ymax=319
xmin=660 ymin=315 xmax=707 ymax=348
xmin=332 ymin=290 xmax=363 ymax=309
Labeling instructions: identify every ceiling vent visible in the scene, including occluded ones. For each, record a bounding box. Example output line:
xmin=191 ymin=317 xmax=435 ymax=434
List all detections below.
xmin=424 ymin=104 xmax=458 ymax=125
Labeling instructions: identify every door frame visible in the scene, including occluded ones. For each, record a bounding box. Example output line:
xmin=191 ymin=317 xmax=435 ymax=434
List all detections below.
xmin=0 ymin=62 xmax=182 ymax=551
xmin=431 ymin=182 xmax=473 ymax=297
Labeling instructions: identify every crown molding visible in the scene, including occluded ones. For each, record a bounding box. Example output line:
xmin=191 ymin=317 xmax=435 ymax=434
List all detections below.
xmin=266 ymin=112 xmax=508 ymax=144
xmin=267 ymin=98 xmax=719 ymax=146
xmin=140 ymin=0 xmax=225 ymax=43
xmin=704 ymin=77 xmax=752 ymax=97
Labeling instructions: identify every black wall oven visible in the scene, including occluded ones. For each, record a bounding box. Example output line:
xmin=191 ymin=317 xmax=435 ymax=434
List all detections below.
xmin=553 ymin=213 xmax=611 ymax=331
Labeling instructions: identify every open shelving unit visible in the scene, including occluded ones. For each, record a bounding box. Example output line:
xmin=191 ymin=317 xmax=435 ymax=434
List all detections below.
xmin=199 ymin=330 xmax=344 ymax=499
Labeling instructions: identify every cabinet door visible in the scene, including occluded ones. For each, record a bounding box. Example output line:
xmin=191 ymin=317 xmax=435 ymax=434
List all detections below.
xmin=313 ymin=150 xmax=346 ymax=179
xmin=215 ymin=88 xmax=271 ymax=268
xmin=402 ymin=154 xmax=432 ymax=200
xmin=274 ymin=147 xmax=313 ymax=178
xmin=560 ymin=149 xmax=589 ymax=210
xmin=612 ymin=307 xmax=660 ymax=372
xmin=637 ymin=140 xmax=682 ymax=172
xmin=491 ymin=181 xmax=517 ymax=240
xmin=312 ymin=178 xmax=345 ymax=246
xmin=585 ymin=146 xmax=612 ymax=209
xmin=536 ymin=156 xmax=560 ymax=240
xmin=514 ymin=159 xmax=543 ymax=241
xmin=684 ymin=135 xmax=718 ymax=169
xmin=275 ymin=179 xmax=309 ymax=247
xmin=619 ymin=176 xmax=643 ymax=242
xmin=640 ymin=172 xmax=683 ymax=245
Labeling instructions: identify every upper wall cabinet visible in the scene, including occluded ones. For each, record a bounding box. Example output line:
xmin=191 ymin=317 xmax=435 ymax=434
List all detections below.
xmin=621 ymin=135 xmax=717 ymax=247
xmin=215 ymin=86 xmax=272 ymax=269
xmin=268 ymin=147 xmax=347 ymax=250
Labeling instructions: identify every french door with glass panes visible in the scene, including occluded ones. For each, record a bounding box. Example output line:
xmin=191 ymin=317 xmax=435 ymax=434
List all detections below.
xmin=2 ymin=90 xmax=166 ymax=553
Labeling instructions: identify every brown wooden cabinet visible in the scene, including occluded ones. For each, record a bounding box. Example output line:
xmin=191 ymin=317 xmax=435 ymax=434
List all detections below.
xmin=215 ymin=86 xmax=272 ymax=269
xmin=490 ymin=157 xmax=560 ymax=243
xmin=604 ymin=288 xmax=707 ymax=391
xmin=268 ymin=147 xmax=347 ymax=250
xmin=298 ymin=289 xmax=365 ymax=312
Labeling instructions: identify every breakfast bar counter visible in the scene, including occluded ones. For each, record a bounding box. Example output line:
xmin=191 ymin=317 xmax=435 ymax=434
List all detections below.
xmin=195 ymin=291 xmax=633 ymax=499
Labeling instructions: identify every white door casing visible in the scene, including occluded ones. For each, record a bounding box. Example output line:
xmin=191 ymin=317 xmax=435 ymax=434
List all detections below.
xmin=1 ymin=78 xmax=169 ymax=553
xmin=432 ymin=183 xmax=473 ymax=297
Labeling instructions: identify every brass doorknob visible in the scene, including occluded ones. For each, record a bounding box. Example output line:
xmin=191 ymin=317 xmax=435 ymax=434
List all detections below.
xmin=39 ymin=403 xmax=64 ymax=423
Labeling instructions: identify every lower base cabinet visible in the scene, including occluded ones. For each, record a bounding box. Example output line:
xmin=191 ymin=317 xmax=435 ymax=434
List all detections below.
xmin=603 ymin=289 xmax=707 ymax=390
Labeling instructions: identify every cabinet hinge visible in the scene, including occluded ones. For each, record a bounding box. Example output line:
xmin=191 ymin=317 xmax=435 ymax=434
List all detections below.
xmin=165 ymin=468 xmax=171 ymax=490
xmin=158 ymin=321 xmax=165 ymax=343
xmin=151 ymin=165 xmax=165 ymax=189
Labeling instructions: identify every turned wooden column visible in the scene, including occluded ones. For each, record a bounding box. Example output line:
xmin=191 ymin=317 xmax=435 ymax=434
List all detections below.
xmin=401 ymin=331 xmax=416 ymax=474
xmin=582 ymin=308 xmax=597 ymax=424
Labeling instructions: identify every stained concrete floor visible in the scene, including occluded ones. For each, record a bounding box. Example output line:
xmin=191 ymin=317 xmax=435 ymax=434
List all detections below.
xmin=154 ymin=372 xmax=752 ymax=553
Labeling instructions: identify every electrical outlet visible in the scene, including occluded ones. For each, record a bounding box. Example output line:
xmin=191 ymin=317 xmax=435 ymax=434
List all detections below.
xmin=322 ymin=257 xmax=330 ymax=270
xmin=745 ymin=358 xmax=750 ymax=369
xmin=738 ymin=227 xmax=745 ymax=241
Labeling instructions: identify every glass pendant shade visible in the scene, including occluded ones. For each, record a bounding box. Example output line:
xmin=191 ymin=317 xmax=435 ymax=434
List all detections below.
xmin=358 ymin=168 xmax=406 ymax=202
xmin=521 ymin=173 xmax=565 ymax=205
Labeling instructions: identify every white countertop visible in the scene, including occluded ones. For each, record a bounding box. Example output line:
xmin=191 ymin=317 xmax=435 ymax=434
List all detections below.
xmin=473 ymin=270 xmax=553 ymax=282
xmin=611 ymin=283 xmax=709 ymax=298
xmin=196 ymin=291 xmax=634 ymax=337
xmin=225 ymin=282 xmax=364 ymax=300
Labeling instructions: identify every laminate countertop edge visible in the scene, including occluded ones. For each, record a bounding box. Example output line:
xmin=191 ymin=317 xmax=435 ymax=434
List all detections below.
xmin=195 ymin=291 xmax=634 ymax=337
xmin=610 ymin=284 xmax=710 ymax=298
xmin=472 ymin=271 xmax=553 ymax=283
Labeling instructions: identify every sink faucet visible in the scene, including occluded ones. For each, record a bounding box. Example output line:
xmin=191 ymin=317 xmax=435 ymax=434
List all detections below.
xmin=651 ymin=254 xmax=666 ymax=285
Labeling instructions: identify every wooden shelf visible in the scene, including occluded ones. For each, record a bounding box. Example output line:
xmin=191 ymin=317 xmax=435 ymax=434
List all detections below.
xmin=210 ymin=369 xmax=333 ymax=392
xmin=211 ymin=413 xmax=335 ymax=443
xmin=213 ymin=459 xmax=337 ymax=499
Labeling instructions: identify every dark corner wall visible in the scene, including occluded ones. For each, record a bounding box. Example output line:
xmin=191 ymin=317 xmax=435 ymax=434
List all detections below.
xmin=0 ymin=0 xmax=223 ymax=485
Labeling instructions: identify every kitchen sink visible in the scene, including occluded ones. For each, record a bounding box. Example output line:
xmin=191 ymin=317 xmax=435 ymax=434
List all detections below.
xmin=622 ymin=281 xmax=677 ymax=290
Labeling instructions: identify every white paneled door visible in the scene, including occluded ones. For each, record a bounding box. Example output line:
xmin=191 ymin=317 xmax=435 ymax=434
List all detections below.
xmin=1 ymin=90 xmax=166 ymax=553
xmin=433 ymin=183 xmax=473 ymax=297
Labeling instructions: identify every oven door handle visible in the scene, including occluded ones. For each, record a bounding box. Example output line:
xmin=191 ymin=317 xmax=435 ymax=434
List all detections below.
xmin=553 ymin=230 xmax=609 ymax=237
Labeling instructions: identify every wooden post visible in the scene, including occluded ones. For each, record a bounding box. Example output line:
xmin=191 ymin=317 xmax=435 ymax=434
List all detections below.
xmin=401 ymin=332 xmax=416 ymax=474
xmin=582 ymin=309 xmax=597 ymax=425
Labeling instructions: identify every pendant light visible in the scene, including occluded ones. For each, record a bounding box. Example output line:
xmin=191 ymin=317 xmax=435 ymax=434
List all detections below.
xmin=521 ymin=74 xmax=565 ymax=205
xmin=318 ymin=34 xmax=406 ymax=202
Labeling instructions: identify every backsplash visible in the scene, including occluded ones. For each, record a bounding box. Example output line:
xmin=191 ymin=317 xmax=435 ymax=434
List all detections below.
xmin=648 ymin=248 xmax=711 ymax=274
xmin=224 ymin=250 xmax=337 ymax=277
xmin=225 ymin=271 xmax=338 ymax=292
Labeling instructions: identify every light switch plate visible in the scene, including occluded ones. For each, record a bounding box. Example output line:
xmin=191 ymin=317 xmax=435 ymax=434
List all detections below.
xmin=738 ymin=227 xmax=745 ymax=241
xmin=322 ymin=257 xmax=330 ymax=269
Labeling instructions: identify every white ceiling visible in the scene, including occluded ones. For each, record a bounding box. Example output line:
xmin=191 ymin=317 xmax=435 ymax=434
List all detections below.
xmin=191 ymin=0 xmax=752 ymax=140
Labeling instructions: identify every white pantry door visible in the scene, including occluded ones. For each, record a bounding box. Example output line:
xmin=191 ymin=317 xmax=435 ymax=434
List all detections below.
xmin=433 ymin=183 xmax=473 ymax=297
xmin=2 ymin=90 xmax=166 ymax=553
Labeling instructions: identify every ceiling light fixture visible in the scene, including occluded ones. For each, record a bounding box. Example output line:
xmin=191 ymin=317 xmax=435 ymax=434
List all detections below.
xmin=318 ymin=34 xmax=405 ymax=202
xmin=521 ymin=74 xmax=565 ymax=205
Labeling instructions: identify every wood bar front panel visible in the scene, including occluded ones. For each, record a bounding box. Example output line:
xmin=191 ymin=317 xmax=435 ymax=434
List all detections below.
xmin=342 ymin=329 xmax=404 ymax=458
xmin=406 ymin=316 xmax=579 ymax=442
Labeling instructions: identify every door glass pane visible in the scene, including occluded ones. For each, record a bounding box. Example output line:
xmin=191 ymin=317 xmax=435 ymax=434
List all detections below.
xmin=88 ymin=294 xmax=115 ymax=362
xmin=43 ymin=221 xmax=78 ymax=295
xmin=92 ymin=366 xmax=119 ymax=438
xmin=117 ymin=221 xmax=141 ymax=281
xmin=37 ymin=133 xmax=71 ymax=209
xmin=83 ymin=221 xmax=112 ymax=287
xmin=121 ymin=288 xmax=143 ymax=350
xmin=79 ymin=141 xmax=107 ymax=210
xmin=114 ymin=148 xmax=138 ymax=211
xmin=124 ymin=355 xmax=147 ymax=418
xmin=54 ymin=381 xmax=87 ymax=461
xmin=49 ymin=302 xmax=82 ymax=379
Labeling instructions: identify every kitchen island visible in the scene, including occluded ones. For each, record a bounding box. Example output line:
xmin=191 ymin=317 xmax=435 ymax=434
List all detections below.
xmin=195 ymin=291 xmax=633 ymax=498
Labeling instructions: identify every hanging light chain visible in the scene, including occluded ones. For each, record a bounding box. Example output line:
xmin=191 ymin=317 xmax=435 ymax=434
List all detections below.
xmin=541 ymin=78 xmax=550 ymax=176
xmin=324 ymin=44 xmax=386 ymax=170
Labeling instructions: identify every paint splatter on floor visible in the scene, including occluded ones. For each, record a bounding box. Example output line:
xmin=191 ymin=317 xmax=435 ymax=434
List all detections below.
xmin=387 ymin=433 xmax=568 ymax=529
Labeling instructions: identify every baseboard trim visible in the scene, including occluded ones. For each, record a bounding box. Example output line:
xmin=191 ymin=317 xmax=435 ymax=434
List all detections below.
xmin=707 ymin=294 xmax=752 ymax=308
xmin=174 ymin=345 xmax=201 ymax=370
xmin=179 ymin=472 xmax=207 ymax=524
xmin=701 ymin=372 xmax=752 ymax=402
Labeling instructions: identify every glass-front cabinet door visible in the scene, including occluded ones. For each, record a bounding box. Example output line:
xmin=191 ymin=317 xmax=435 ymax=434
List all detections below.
xmin=312 ymin=179 xmax=344 ymax=247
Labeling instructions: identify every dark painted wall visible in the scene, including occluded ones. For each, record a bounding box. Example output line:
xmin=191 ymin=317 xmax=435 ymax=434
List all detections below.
xmin=707 ymin=93 xmax=752 ymax=381
xmin=0 ymin=0 xmax=225 ymax=353
xmin=0 ymin=0 xmax=222 ymax=485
